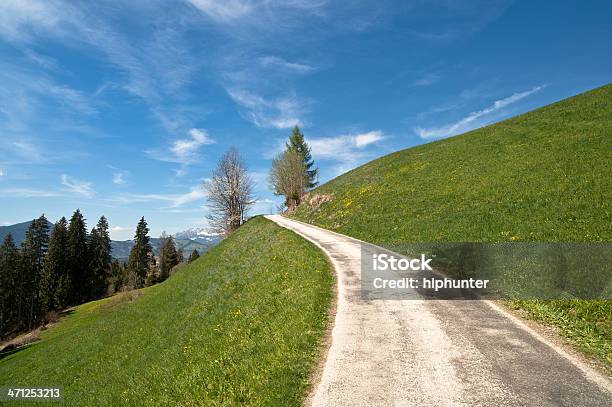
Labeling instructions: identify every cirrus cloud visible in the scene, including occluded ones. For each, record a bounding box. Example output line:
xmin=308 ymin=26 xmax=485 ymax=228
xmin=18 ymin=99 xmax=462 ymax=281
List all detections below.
xmin=60 ymin=174 xmax=95 ymax=198
xmin=147 ymin=128 xmax=216 ymax=165
xmin=415 ymin=86 xmax=544 ymax=140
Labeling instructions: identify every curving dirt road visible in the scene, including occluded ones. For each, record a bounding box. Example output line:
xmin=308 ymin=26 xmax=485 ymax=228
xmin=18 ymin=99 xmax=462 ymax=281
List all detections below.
xmin=265 ymin=215 xmax=612 ymax=407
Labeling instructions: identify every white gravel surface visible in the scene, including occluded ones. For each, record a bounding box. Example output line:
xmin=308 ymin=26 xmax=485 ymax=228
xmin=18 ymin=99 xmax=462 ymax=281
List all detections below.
xmin=266 ymin=215 xmax=612 ymax=407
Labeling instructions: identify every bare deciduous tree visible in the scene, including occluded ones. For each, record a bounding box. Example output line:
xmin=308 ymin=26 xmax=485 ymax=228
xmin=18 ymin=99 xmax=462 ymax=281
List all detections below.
xmin=205 ymin=148 xmax=255 ymax=236
xmin=269 ymin=150 xmax=308 ymax=211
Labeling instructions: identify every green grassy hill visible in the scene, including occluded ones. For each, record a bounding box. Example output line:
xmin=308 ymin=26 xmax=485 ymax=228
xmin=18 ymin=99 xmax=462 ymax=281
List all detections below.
xmin=292 ymin=84 xmax=612 ymax=367
xmin=0 ymin=217 xmax=333 ymax=406
xmin=294 ymin=84 xmax=611 ymax=243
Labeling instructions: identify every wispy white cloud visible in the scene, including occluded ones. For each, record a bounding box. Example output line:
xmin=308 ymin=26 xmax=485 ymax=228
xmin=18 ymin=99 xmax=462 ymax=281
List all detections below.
xmin=306 ymin=130 xmax=386 ymax=176
xmin=112 ymin=172 xmax=126 ymax=185
xmin=415 ymin=86 xmax=544 ymax=140
xmin=170 ymin=128 xmax=216 ymax=161
xmin=227 ymin=89 xmax=305 ymax=129
xmin=0 ymin=0 xmax=199 ymax=133
xmin=264 ymin=129 xmax=385 ymax=164
xmin=199 ymin=2 xmax=326 ymax=130
xmin=0 ymin=62 xmax=97 ymax=152
xmin=187 ymin=0 xmax=254 ymax=22
xmin=23 ymin=49 xmax=58 ymax=70
xmin=415 ymin=103 xmax=458 ymax=121
xmin=309 ymin=130 xmax=384 ymax=161
xmin=0 ymin=169 xmax=5 ymax=177
xmin=187 ymin=0 xmax=329 ymax=25
xmin=107 ymin=165 xmax=129 ymax=185
xmin=8 ymin=140 xmax=43 ymax=162
xmin=173 ymin=168 xmax=188 ymax=177
xmin=353 ymin=131 xmax=385 ymax=148
xmin=258 ymin=56 xmax=314 ymax=73
xmin=0 ymin=0 xmax=66 ymax=43
xmin=413 ymin=72 xmax=440 ymax=87
xmin=0 ymin=187 xmax=61 ymax=198
xmin=147 ymin=128 xmax=216 ymax=165
xmin=60 ymin=174 xmax=95 ymax=198
xmin=113 ymin=185 xmax=207 ymax=208
xmin=169 ymin=187 xmax=208 ymax=207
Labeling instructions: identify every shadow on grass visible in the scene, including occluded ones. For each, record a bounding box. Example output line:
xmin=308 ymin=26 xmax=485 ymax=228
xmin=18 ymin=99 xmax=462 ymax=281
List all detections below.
xmin=58 ymin=309 xmax=75 ymax=318
xmin=0 ymin=309 xmax=76 ymax=360
xmin=0 ymin=342 xmax=37 ymax=361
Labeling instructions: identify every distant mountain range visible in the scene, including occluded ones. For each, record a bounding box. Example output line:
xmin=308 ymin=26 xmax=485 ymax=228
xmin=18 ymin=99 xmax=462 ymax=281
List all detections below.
xmin=172 ymin=227 xmax=219 ymax=242
xmin=0 ymin=221 xmax=219 ymax=262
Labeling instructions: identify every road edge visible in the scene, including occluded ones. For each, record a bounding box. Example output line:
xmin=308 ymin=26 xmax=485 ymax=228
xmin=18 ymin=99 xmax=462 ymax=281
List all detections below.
xmin=275 ymin=215 xmax=612 ymax=392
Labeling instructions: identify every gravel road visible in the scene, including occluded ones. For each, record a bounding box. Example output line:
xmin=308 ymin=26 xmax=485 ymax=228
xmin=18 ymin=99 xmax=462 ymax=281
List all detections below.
xmin=266 ymin=215 xmax=612 ymax=407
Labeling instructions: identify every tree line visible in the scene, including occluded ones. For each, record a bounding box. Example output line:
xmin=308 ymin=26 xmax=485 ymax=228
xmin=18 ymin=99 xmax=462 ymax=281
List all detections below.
xmin=0 ymin=211 xmax=194 ymax=340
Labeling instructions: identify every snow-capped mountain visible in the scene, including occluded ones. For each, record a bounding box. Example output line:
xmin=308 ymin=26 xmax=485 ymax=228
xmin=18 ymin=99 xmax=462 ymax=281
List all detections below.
xmin=172 ymin=228 xmax=220 ymax=244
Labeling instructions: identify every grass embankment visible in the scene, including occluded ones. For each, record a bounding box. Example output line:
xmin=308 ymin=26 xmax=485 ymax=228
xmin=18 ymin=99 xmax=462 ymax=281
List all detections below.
xmin=0 ymin=217 xmax=333 ymax=406
xmin=292 ymin=84 xmax=612 ymax=367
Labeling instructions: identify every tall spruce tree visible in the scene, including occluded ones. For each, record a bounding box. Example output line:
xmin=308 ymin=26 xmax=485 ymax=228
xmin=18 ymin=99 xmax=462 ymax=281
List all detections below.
xmin=41 ymin=217 xmax=68 ymax=313
xmin=88 ymin=216 xmax=112 ymax=299
xmin=108 ymin=259 xmax=125 ymax=294
xmin=286 ymin=126 xmax=318 ymax=188
xmin=158 ymin=234 xmax=179 ymax=282
xmin=0 ymin=234 xmax=20 ymax=339
xmin=67 ymin=209 xmax=89 ymax=304
xmin=20 ymin=215 xmax=49 ymax=329
xmin=127 ymin=217 xmax=153 ymax=288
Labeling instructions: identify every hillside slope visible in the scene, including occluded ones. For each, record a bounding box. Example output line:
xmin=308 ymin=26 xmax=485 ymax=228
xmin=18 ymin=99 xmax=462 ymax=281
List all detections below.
xmin=0 ymin=217 xmax=333 ymax=406
xmin=294 ymin=84 xmax=611 ymax=243
xmin=292 ymin=84 xmax=612 ymax=368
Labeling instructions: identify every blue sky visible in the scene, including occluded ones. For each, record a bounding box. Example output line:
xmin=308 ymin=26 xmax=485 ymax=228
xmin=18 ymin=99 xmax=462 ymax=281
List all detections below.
xmin=0 ymin=0 xmax=611 ymax=240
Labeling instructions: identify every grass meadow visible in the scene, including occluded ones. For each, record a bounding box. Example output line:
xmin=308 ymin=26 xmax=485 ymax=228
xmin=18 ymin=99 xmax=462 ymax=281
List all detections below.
xmin=0 ymin=217 xmax=333 ymax=406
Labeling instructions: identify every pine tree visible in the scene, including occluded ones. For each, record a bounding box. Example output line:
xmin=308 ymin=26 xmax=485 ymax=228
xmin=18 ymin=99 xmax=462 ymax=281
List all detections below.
xmin=158 ymin=234 xmax=179 ymax=282
xmin=67 ymin=209 xmax=89 ymax=304
xmin=88 ymin=216 xmax=112 ymax=299
xmin=0 ymin=234 xmax=20 ymax=339
xmin=40 ymin=217 xmax=68 ymax=314
xmin=108 ymin=259 xmax=125 ymax=294
xmin=286 ymin=126 xmax=318 ymax=188
xmin=188 ymin=249 xmax=200 ymax=263
xmin=127 ymin=217 xmax=153 ymax=289
xmin=20 ymin=215 xmax=49 ymax=329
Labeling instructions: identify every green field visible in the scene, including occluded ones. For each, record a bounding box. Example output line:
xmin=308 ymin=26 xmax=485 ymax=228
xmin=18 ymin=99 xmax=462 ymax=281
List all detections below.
xmin=0 ymin=217 xmax=333 ymax=406
xmin=292 ymin=84 xmax=612 ymax=367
